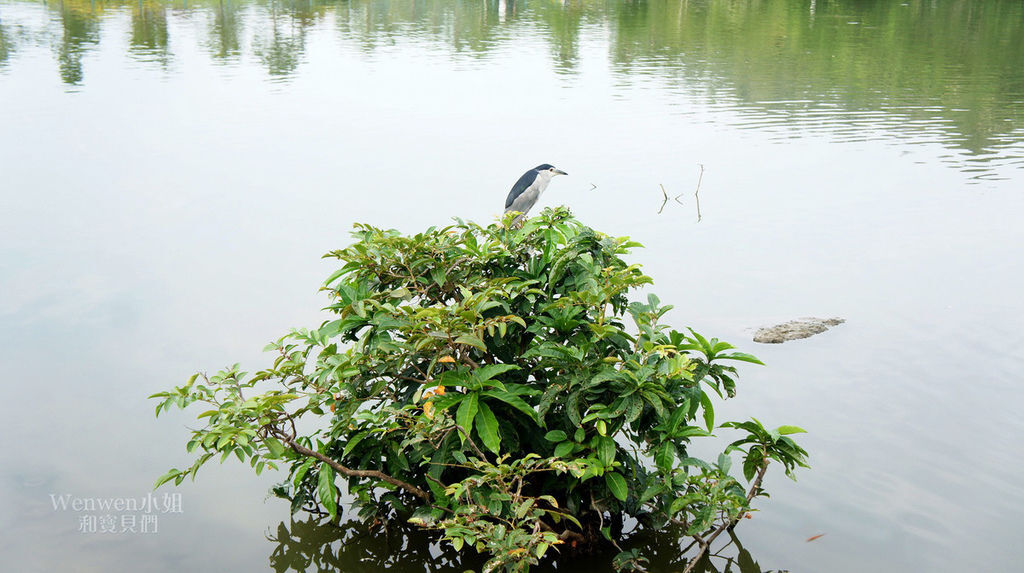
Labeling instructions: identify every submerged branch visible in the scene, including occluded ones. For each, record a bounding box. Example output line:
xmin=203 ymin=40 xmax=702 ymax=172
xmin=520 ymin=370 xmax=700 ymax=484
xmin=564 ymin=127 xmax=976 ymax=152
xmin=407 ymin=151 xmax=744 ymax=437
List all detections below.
xmin=657 ymin=163 xmax=704 ymax=220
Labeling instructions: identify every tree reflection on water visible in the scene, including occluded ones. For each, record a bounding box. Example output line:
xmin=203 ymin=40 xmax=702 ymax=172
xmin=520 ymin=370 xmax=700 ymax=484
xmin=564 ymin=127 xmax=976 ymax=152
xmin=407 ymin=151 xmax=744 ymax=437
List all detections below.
xmin=3 ymin=0 xmax=1021 ymax=177
xmin=266 ymin=517 xmax=484 ymax=573
xmin=266 ymin=516 xmax=787 ymax=573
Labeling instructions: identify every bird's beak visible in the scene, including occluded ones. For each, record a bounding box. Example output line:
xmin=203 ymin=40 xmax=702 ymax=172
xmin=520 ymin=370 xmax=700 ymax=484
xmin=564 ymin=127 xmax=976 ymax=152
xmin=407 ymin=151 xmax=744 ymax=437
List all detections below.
xmin=555 ymin=169 xmax=568 ymax=176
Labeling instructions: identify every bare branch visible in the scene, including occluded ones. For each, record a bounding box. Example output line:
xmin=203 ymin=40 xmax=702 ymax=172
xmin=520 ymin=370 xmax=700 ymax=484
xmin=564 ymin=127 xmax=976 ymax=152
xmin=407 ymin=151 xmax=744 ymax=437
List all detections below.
xmin=278 ymin=433 xmax=431 ymax=501
xmin=538 ymin=519 xmax=586 ymax=545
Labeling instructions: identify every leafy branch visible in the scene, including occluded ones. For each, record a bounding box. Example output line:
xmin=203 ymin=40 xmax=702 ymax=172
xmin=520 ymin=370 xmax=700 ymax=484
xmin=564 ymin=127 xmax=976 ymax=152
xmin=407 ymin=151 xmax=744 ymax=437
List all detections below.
xmin=150 ymin=207 xmax=809 ymax=572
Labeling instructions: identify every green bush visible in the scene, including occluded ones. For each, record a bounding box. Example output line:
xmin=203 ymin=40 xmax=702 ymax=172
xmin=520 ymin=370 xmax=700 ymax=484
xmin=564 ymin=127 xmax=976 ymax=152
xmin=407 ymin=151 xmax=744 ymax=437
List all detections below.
xmin=151 ymin=207 xmax=808 ymax=572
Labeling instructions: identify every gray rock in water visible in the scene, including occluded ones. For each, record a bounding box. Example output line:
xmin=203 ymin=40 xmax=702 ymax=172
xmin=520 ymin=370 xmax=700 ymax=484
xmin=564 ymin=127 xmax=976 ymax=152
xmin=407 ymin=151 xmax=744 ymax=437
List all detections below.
xmin=753 ymin=317 xmax=845 ymax=344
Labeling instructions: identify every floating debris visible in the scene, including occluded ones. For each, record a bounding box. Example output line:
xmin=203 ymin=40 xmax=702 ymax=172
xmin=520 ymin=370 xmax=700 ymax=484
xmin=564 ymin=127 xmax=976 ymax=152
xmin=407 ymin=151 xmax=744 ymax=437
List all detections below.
xmin=753 ymin=317 xmax=845 ymax=344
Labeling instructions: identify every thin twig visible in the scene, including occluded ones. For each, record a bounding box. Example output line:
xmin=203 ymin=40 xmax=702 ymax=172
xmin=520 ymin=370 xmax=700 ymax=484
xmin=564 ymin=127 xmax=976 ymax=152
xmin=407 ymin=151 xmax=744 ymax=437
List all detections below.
xmin=709 ymin=530 xmax=738 ymax=556
xmin=408 ymin=360 xmax=431 ymax=380
xmin=453 ymin=424 xmax=488 ymax=460
xmin=230 ymin=373 xmax=246 ymax=401
xmin=393 ymin=374 xmax=430 ymax=385
xmin=590 ymin=491 xmax=624 ymax=552
xmin=658 ymin=184 xmax=669 ymax=214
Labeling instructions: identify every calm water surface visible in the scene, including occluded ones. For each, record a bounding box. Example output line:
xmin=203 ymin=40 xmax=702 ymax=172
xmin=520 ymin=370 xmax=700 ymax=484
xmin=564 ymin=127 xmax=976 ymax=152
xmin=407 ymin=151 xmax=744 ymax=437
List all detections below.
xmin=1 ymin=1 xmax=1023 ymax=571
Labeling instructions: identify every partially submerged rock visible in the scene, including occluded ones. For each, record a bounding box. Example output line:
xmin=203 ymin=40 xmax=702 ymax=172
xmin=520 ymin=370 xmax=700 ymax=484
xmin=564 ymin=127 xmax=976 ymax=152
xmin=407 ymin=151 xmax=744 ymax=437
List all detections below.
xmin=753 ymin=317 xmax=845 ymax=344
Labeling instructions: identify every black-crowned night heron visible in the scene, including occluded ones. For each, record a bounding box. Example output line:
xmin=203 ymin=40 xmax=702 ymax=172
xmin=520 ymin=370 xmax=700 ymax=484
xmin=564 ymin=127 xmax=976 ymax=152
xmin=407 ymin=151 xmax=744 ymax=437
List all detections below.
xmin=504 ymin=164 xmax=568 ymax=224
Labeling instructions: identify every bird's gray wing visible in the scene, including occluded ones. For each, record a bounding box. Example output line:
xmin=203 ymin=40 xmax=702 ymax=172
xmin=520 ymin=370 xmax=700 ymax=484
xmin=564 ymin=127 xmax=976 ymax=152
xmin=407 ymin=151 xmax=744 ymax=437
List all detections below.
xmin=504 ymin=171 xmax=537 ymax=210
xmin=505 ymin=188 xmax=540 ymax=214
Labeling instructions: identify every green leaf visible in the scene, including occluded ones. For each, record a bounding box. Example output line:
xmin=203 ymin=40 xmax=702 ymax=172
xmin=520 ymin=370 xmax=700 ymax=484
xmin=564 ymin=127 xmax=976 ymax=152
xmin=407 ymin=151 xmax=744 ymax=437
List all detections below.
xmin=438 ymin=366 xmax=473 ymax=388
xmin=699 ymin=391 xmax=715 ymax=432
xmin=553 ymin=441 xmax=575 ymax=458
xmin=487 ymin=496 xmax=502 ymax=516
xmin=643 ymin=390 xmax=667 ymax=419
xmin=639 ymin=483 xmax=664 ymax=503
xmin=655 ymin=442 xmax=674 ymax=472
xmin=292 ymin=458 xmax=315 ymax=488
xmin=264 ymin=437 xmax=286 ymax=459
xmin=677 ymin=426 xmax=711 ymax=438
xmin=566 ymin=392 xmax=582 ymax=426
xmin=342 ymin=431 xmax=369 ymax=457
xmin=717 ymin=452 xmax=732 ymax=475
xmin=475 ymin=402 xmax=501 ymax=455
xmin=624 ymin=394 xmax=644 ymax=423
xmin=455 ymin=334 xmax=487 ymax=351
xmin=153 ymin=469 xmax=181 ymax=489
xmin=686 ymin=505 xmax=715 ymax=535
xmin=716 ymin=351 xmax=764 ymax=365
xmin=480 ymin=390 xmax=538 ymax=423
xmin=669 ymin=493 xmax=699 ymax=516
xmin=668 ymin=403 xmax=689 ymax=433
xmin=538 ymin=382 xmax=565 ymax=420
xmin=723 ymin=420 xmax=769 ymax=440
xmin=777 ymin=425 xmax=807 ymax=435
xmin=474 ymin=363 xmax=520 ymax=381
xmin=322 ymin=267 xmax=347 ymax=288
xmin=743 ymin=449 xmax=765 ymax=482
xmin=317 ymin=319 xmax=344 ymax=339
xmin=408 ymin=505 xmax=438 ymax=526
xmin=317 ymin=465 xmax=338 ymax=521
xmin=544 ymin=430 xmax=568 ymax=442
xmin=219 ymin=448 xmax=234 ymax=463
xmin=597 ymin=436 xmax=616 ymax=466
xmin=536 ymin=542 xmax=549 ymax=559
xmin=514 ymin=499 xmax=535 ymax=519
xmin=679 ymin=457 xmax=712 ymax=471
xmin=710 ymin=340 xmax=735 ymax=355
xmin=456 ymin=393 xmax=479 ymax=444
xmin=605 ymin=472 xmax=628 ymax=501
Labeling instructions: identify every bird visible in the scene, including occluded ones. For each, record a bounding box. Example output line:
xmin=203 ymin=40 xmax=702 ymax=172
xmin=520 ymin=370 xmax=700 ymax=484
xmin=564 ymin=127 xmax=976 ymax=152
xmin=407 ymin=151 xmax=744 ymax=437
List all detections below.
xmin=504 ymin=164 xmax=568 ymax=224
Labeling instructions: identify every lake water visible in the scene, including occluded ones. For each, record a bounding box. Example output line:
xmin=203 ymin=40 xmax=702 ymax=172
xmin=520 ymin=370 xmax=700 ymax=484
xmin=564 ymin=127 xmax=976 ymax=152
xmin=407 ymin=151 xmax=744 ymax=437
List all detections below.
xmin=2 ymin=1 xmax=1023 ymax=571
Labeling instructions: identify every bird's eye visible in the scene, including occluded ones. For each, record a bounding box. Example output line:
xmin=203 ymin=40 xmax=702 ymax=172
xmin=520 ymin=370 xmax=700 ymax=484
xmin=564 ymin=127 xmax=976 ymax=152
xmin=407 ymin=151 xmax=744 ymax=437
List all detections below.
xmin=549 ymin=168 xmax=555 ymax=171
